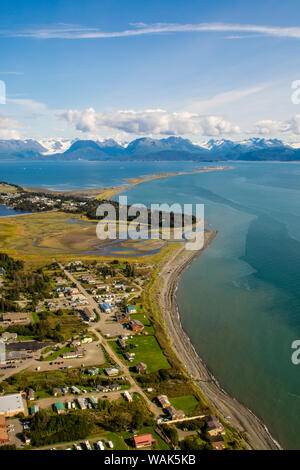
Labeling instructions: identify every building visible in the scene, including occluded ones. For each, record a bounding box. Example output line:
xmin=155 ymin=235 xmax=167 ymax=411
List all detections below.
xmin=212 ymin=439 xmax=225 ymax=451
xmin=0 ymin=393 xmax=25 ymax=417
xmin=128 ymin=319 xmax=144 ymax=332
xmin=62 ymin=348 xmax=84 ymax=359
xmin=29 ymin=405 xmax=39 ymax=415
xmin=166 ymin=406 xmax=185 ymax=420
xmin=0 ymin=332 xmax=17 ymax=342
xmin=104 ymin=367 xmax=119 ymax=377
xmin=206 ymin=415 xmax=225 ymax=437
xmin=127 ymin=305 xmax=137 ymax=314
xmin=87 ymin=366 xmax=99 ymax=375
xmin=156 ymin=394 xmax=170 ymax=408
xmin=54 ymin=401 xmax=65 ymax=414
xmin=77 ymin=398 xmax=87 ymax=410
xmin=81 ymin=337 xmax=93 ymax=344
xmin=124 ymin=352 xmax=135 ymax=362
xmin=53 ymin=388 xmax=60 ymax=397
xmin=101 ymin=302 xmax=112 ymax=313
xmin=123 ymin=391 xmax=133 ymax=402
xmin=27 ymin=388 xmax=35 ymax=401
xmin=135 ymin=362 xmax=147 ymax=374
xmin=0 ymin=416 xmax=9 ymax=445
xmin=133 ymin=434 xmax=156 ymax=449
xmin=1 ymin=312 xmax=31 ymax=326
xmin=116 ymin=312 xmax=130 ymax=323
xmin=89 ymin=396 xmax=98 ymax=408
xmin=79 ymin=307 xmax=95 ymax=322
xmin=0 ymin=267 xmax=5 ymax=277
xmin=117 ymin=338 xmax=127 ymax=348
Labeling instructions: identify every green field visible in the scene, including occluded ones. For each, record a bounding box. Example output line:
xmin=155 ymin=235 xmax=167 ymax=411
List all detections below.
xmin=113 ymin=335 xmax=170 ymax=373
xmin=169 ymin=395 xmax=200 ymax=416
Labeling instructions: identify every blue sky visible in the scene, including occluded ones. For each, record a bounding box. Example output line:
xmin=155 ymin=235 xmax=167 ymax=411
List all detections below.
xmin=1 ymin=0 xmax=300 ymax=144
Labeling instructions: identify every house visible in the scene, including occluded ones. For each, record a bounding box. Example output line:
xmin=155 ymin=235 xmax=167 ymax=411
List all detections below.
xmin=71 ymin=386 xmax=81 ymax=394
xmin=29 ymin=405 xmax=39 ymax=415
xmin=206 ymin=415 xmax=225 ymax=437
xmin=124 ymin=352 xmax=135 ymax=362
xmin=53 ymin=388 xmax=60 ymax=397
xmin=1 ymin=312 xmax=31 ymax=326
xmin=70 ymin=340 xmax=81 ymax=348
xmin=108 ymin=384 xmax=121 ymax=392
xmin=0 ymin=416 xmax=8 ymax=444
xmin=81 ymin=336 xmax=93 ymax=344
xmin=104 ymin=367 xmax=119 ymax=377
xmin=127 ymin=305 xmax=137 ymax=314
xmin=135 ymin=362 xmax=147 ymax=374
xmin=62 ymin=348 xmax=84 ymax=359
xmin=0 ymin=393 xmax=25 ymax=417
xmin=123 ymin=391 xmax=133 ymax=402
xmin=133 ymin=434 xmax=156 ymax=449
xmin=54 ymin=401 xmax=65 ymax=414
xmin=89 ymin=396 xmax=98 ymax=408
xmin=77 ymin=398 xmax=87 ymax=410
xmin=101 ymin=302 xmax=112 ymax=313
xmin=116 ymin=312 xmax=130 ymax=323
xmin=0 ymin=267 xmax=5 ymax=277
xmin=156 ymin=394 xmax=170 ymax=408
xmin=128 ymin=319 xmax=144 ymax=332
xmin=0 ymin=332 xmax=17 ymax=342
xmin=212 ymin=439 xmax=226 ymax=451
xmin=79 ymin=307 xmax=95 ymax=322
xmin=166 ymin=406 xmax=185 ymax=420
xmin=87 ymin=366 xmax=99 ymax=376
xmin=117 ymin=338 xmax=127 ymax=349
xmin=27 ymin=388 xmax=35 ymax=401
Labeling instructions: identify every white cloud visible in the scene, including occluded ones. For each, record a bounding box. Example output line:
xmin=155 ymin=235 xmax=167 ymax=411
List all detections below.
xmin=60 ymin=107 xmax=240 ymax=137
xmin=0 ymin=115 xmax=21 ymax=139
xmin=4 ymin=22 xmax=300 ymax=40
xmin=253 ymin=116 xmax=300 ymax=135
xmin=8 ymin=98 xmax=47 ymax=113
xmin=186 ymin=85 xmax=266 ymax=113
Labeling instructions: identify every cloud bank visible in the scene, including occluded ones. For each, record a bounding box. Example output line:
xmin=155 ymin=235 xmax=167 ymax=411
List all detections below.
xmin=3 ymin=22 xmax=300 ymax=40
xmin=60 ymin=107 xmax=241 ymax=137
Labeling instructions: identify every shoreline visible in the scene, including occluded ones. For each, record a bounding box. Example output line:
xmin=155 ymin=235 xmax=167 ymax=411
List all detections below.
xmin=156 ymin=231 xmax=281 ymax=450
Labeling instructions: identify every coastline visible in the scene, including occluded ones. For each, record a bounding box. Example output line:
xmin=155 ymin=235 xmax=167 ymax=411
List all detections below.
xmin=155 ymin=231 xmax=281 ymax=450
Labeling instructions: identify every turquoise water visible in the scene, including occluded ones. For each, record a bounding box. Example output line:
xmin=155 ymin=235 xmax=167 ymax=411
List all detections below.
xmin=1 ymin=160 xmax=300 ymax=448
xmin=0 ymin=160 xmax=202 ymax=190
xmin=123 ymin=162 xmax=300 ymax=449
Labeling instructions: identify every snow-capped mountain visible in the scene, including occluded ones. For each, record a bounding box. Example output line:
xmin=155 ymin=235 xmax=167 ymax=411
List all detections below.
xmin=0 ymin=136 xmax=300 ymax=161
xmin=37 ymin=138 xmax=75 ymax=155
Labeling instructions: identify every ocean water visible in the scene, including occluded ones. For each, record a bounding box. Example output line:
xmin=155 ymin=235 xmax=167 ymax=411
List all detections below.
xmin=123 ymin=162 xmax=300 ymax=450
xmin=0 ymin=160 xmax=202 ymax=191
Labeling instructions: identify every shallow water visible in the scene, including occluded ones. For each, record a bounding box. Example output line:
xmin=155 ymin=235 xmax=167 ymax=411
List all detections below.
xmin=124 ymin=162 xmax=300 ymax=449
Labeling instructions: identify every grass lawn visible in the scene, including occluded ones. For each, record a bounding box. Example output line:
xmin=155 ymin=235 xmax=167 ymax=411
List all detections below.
xmin=31 ymin=311 xmax=40 ymax=324
xmin=169 ymin=395 xmax=200 ymax=416
xmin=113 ymin=335 xmax=170 ymax=373
xmin=43 ymin=345 xmax=73 ymax=361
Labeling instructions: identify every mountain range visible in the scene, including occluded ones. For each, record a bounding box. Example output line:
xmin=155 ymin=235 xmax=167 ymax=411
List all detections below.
xmin=0 ymin=137 xmax=299 ymax=161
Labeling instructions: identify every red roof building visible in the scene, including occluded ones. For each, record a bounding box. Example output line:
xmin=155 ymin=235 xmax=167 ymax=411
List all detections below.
xmin=133 ymin=433 xmax=156 ymax=448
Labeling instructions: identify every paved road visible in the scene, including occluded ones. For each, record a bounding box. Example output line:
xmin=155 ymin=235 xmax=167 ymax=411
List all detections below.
xmin=58 ymin=262 xmax=161 ymax=417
